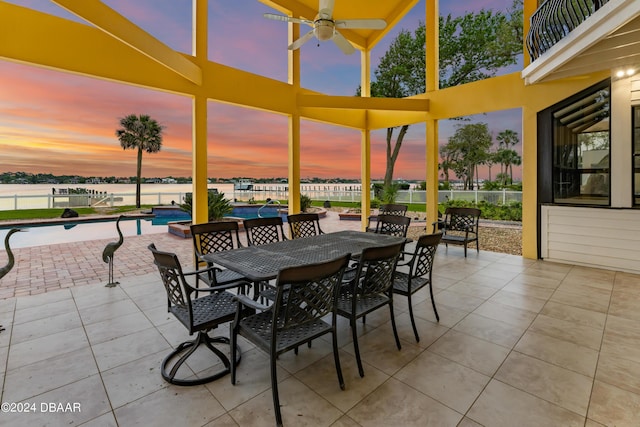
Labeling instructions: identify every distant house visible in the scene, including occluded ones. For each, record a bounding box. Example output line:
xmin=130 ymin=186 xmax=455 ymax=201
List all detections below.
xmin=162 ymin=178 xmax=177 ymax=184
xmin=145 ymin=178 xmax=161 ymax=184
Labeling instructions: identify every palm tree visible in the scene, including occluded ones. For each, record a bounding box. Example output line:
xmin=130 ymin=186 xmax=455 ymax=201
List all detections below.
xmin=116 ymin=114 xmax=164 ymax=208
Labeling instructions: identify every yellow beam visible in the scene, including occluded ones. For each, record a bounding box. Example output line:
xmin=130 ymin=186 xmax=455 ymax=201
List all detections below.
xmin=298 ymin=94 xmax=429 ymax=111
xmin=52 ymin=0 xmax=202 ymax=85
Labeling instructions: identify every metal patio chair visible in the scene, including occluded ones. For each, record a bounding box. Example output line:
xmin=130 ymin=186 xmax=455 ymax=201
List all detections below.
xmin=393 ymin=232 xmax=442 ymax=342
xmin=190 ymin=221 xmax=251 ymax=295
xmin=243 ymin=216 xmax=287 ymax=246
xmin=148 ymin=243 xmax=251 ymax=386
xmin=230 ymin=254 xmax=351 ymax=427
xmin=336 ymin=242 xmax=403 ymax=377
xmin=287 ymin=212 xmax=324 ymax=239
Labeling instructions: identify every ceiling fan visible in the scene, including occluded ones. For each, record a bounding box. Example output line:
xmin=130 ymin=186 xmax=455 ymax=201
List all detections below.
xmin=263 ymin=0 xmax=386 ymax=55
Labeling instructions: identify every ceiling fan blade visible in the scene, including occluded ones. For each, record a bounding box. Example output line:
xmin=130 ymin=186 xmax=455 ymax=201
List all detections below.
xmin=288 ymin=30 xmax=315 ymax=51
xmin=318 ymin=0 xmax=335 ymax=19
xmin=263 ymin=13 xmax=311 ymax=26
xmin=332 ymin=31 xmax=355 ymax=55
xmin=335 ymin=19 xmax=387 ymax=30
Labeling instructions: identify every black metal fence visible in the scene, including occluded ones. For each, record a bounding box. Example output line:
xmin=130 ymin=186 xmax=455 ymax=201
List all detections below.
xmin=526 ymin=0 xmax=608 ymax=60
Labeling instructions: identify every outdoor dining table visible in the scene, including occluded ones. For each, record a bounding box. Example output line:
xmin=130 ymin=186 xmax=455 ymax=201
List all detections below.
xmin=203 ymin=229 xmax=407 ymax=282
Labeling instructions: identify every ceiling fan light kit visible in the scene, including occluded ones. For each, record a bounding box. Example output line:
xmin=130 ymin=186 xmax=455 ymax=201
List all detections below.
xmin=263 ymin=0 xmax=386 ymax=55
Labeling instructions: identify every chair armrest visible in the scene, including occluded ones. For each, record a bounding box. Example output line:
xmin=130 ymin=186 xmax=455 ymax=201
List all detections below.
xmin=233 ymin=294 xmax=269 ymax=311
xmin=182 ymin=264 xmax=220 ymax=278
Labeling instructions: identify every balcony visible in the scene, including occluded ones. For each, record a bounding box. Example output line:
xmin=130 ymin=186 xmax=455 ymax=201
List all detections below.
xmin=522 ymin=0 xmax=640 ymax=84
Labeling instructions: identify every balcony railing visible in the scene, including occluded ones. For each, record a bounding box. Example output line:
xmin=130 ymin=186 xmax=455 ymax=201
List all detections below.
xmin=526 ymin=0 xmax=608 ymax=60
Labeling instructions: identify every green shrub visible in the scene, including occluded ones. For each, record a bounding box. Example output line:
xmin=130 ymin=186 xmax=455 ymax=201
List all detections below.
xmin=181 ymin=191 xmax=233 ymax=220
xmin=300 ymin=194 xmax=312 ymax=212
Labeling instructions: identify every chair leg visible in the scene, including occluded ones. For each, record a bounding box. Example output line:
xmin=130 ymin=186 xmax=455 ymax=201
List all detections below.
xmin=351 ymin=317 xmax=365 ymax=378
xmin=389 ymin=303 xmax=402 ymax=351
xmin=230 ymin=326 xmax=238 ymax=385
xmin=331 ymin=330 xmax=345 ymax=390
xmin=162 ymin=331 xmax=240 ymax=386
xmin=270 ymin=351 xmax=283 ymax=427
xmin=463 ymin=243 xmax=468 ymax=257
xmin=407 ymin=293 xmax=420 ymax=343
xmin=429 ymin=283 xmax=440 ymax=322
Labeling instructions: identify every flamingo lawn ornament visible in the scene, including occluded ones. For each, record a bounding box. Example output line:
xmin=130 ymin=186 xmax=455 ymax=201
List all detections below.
xmin=0 ymin=228 xmax=24 ymax=280
xmin=1 ymin=228 xmax=24 ymax=334
xmin=103 ymin=216 xmax=125 ymax=287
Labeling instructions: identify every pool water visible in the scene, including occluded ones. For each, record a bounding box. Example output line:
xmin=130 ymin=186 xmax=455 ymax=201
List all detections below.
xmin=0 ymin=216 xmax=185 ymax=249
xmin=226 ymin=205 xmax=285 ymax=220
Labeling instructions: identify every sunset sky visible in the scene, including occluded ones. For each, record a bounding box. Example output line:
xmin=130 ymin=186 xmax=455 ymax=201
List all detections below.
xmin=0 ymin=0 xmax=521 ymax=181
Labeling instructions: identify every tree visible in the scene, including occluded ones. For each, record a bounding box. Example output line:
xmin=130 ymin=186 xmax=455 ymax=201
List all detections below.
xmin=495 ymin=129 xmax=521 ymax=185
xmin=363 ymin=2 xmax=523 ymax=187
xmin=442 ymin=123 xmax=493 ymax=190
xmin=116 ymin=114 xmax=164 ymax=208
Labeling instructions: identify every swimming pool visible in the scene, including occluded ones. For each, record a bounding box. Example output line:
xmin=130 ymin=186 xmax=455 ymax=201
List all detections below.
xmin=226 ymin=204 xmax=287 ymax=220
xmin=0 ymin=211 xmax=191 ymax=249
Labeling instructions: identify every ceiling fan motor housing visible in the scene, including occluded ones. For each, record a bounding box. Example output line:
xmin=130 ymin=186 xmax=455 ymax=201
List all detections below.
xmin=314 ymin=18 xmax=335 ymax=40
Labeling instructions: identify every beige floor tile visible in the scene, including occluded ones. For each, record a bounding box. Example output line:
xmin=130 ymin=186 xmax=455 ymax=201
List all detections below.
xmin=608 ymin=291 xmax=640 ymax=321
xmin=295 ymin=349 xmax=389 ymax=412
xmin=508 ymin=273 xmax=562 ymax=289
xmin=562 ymin=266 xmax=615 ymax=290
xmin=13 ymin=297 xmax=77 ymax=325
xmin=488 ymin=289 xmax=547 ymax=313
xmin=14 ymin=287 xmax=71 ymax=310
xmin=101 ymin=349 xmax=169 ymax=409
xmin=340 ymin=324 xmax=422 ymax=376
xmin=79 ymin=412 xmax=118 ymax=427
xmin=395 ymin=350 xmax=490 ymax=413
xmin=92 ymin=326 xmax=170 ymax=372
xmin=453 ymin=313 xmax=527 ymax=348
xmin=528 ymin=314 xmax=603 ymax=350
xmin=7 ymin=326 xmax=89 ymax=370
xmin=472 ymin=300 xmax=537 ymax=329
xmin=540 ymin=300 xmax=606 ymax=330
xmin=446 ymin=281 xmax=499 ymax=299
xmin=413 ymin=298 xmax=469 ymax=328
xmin=502 ymin=281 xmax=555 ymax=300
xmin=115 ymin=383 xmax=226 ymax=426
xmin=207 ymin=347 xmax=289 ymax=411
xmin=495 ymin=351 xmax=592 ymax=415
xmin=428 ymin=329 xmax=510 ymax=376
xmin=467 ymin=380 xmax=584 ymax=427
xmin=10 ymin=309 xmax=82 ymax=344
xmin=78 ymin=298 xmax=141 ymax=325
xmin=347 ymin=377 xmax=462 ymax=426
xmin=71 ymin=284 xmax=130 ymax=311
xmin=514 ymin=330 xmax=599 ymax=377
xmin=3 ymin=346 xmax=98 ymax=402
xmin=550 ymin=284 xmax=611 ymax=313
xmin=84 ymin=311 xmax=154 ymax=345
xmin=228 ymin=376 xmax=343 ymax=427
xmin=0 ymin=375 xmax=111 ymax=427
xmin=588 ymin=380 xmax=640 ymax=427
xmin=393 ymin=312 xmax=449 ymax=348
xmin=475 ymin=266 xmax=520 ymax=281
xmin=601 ymin=315 xmax=640 ymax=364
xmin=432 ymin=289 xmax=486 ymax=312
xmin=458 ymin=273 xmax=512 ymax=289
xmin=596 ymin=350 xmax=640 ymax=395
xmin=0 ymin=297 xmax=16 ymax=314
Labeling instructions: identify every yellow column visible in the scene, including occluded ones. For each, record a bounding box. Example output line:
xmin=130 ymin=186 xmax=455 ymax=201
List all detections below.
xmin=425 ymin=0 xmax=439 ymax=227
xmin=521 ymin=105 xmax=537 ymax=259
xmin=288 ymin=18 xmax=301 ymax=213
xmin=191 ymin=0 xmax=208 ymax=224
xmin=360 ymin=49 xmax=371 ymax=230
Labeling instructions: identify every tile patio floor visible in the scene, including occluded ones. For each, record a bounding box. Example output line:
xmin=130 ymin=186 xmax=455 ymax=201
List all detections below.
xmin=0 ymin=211 xmax=639 ymax=426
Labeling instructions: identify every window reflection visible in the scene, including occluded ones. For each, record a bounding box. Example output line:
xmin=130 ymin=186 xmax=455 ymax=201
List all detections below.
xmin=553 ymin=86 xmax=610 ymax=205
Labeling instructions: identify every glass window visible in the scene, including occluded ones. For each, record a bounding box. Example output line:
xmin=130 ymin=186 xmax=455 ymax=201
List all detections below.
xmin=552 ymin=86 xmax=610 ymax=205
xmin=634 ymin=106 xmax=640 ymax=206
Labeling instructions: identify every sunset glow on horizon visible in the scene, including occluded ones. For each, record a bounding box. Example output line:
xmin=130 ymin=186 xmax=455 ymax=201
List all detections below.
xmin=1 ymin=0 xmax=522 ymax=181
